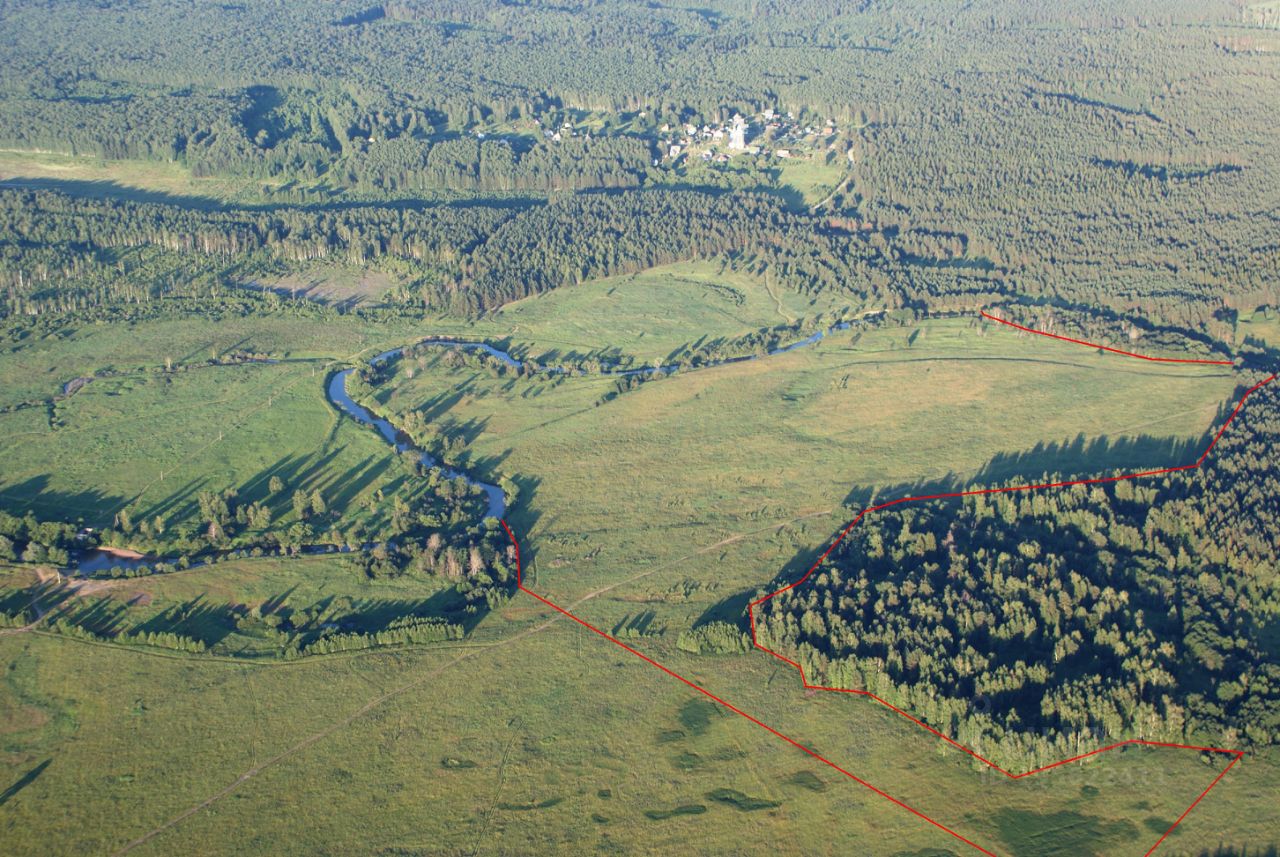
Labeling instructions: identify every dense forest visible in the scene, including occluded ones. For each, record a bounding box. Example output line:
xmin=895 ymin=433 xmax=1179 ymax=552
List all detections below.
xmin=0 ymin=0 xmax=1277 ymax=328
xmin=754 ymin=378 xmax=1280 ymax=765
xmin=0 ymin=187 xmax=973 ymax=317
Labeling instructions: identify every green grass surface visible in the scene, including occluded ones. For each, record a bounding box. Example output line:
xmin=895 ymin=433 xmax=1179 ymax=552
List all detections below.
xmin=377 ymin=316 xmax=1243 ymax=611
xmin=0 ymin=554 xmax=457 ymax=658
xmin=480 ymin=260 xmax=835 ymax=362
xmin=0 ymin=304 xmax=1274 ymax=856
xmin=0 ymin=361 xmax=391 ymax=529
xmin=0 ymin=149 xmax=510 ymax=207
xmin=0 ymin=314 xmax=405 ymax=409
xmin=234 ymin=266 xmax=398 ymax=307
xmin=1238 ymin=306 xmax=1280 ymax=348
xmin=768 ymin=153 xmax=848 ymax=207
xmin=0 ymin=314 xmax=428 ymax=531
xmin=0 ymin=149 xmax=286 ymax=207
xmin=2 ymin=608 xmax=1274 ymax=857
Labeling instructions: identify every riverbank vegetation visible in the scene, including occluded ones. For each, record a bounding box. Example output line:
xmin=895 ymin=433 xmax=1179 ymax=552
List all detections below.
xmin=0 ymin=537 xmax=511 ymax=659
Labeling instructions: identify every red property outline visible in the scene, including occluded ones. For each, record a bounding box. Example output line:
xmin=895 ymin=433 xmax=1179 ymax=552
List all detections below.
xmin=500 ymin=310 xmax=1275 ymax=856
xmin=976 ymin=310 xmax=1236 ymax=366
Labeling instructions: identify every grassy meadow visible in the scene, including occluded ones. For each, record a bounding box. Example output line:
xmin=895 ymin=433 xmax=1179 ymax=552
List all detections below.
xmin=0 ymin=280 xmax=1275 ymax=856
xmin=0 ymin=314 xmax=428 ymax=532
xmin=478 ymin=260 xmax=836 ymax=363
xmin=2 ymin=597 xmax=1273 ymax=857
xmin=375 ymin=315 xmax=1245 ymax=610
xmin=0 ymin=313 xmax=411 ymax=408
xmin=0 ymin=553 xmax=461 ymax=660
xmin=0 ymin=149 xmax=288 ymax=207
xmin=1238 ymin=305 xmax=1280 ymax=348
xmin=768 ymin=152 xmax=849 ymax=207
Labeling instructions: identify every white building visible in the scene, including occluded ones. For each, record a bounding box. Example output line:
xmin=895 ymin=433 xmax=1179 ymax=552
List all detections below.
xmin=728 ymin=114 xmax=748 ymax=150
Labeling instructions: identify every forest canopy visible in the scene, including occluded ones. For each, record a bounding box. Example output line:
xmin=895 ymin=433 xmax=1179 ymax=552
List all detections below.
xmin=0 ymin=0 xmax=1277 ymax=327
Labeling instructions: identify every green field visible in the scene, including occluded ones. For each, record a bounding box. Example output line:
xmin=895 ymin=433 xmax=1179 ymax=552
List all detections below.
xmin=0 ymin=149 xmax=286 ymax=207
xmin=1238 ymin=305 xmax=1280 ymax=348
xmin=0 ymin=552 xmax=461 ymax=659
xmin=769 ymin=152 xmax=850 ymax=207
xmin=0 ymin=314 xmax=427 ymax=532
xmin=0 ymin=299 xmax=1274 ymax=856
xmin=0 ymin=314 xmax=411 ymax=409
xmin=479 ymin=260 xmax=837 ymax=362
xmin=3 ymin=588 xmax=1274 ymax=857
xmin=375 ymin=315 xmax=1243 ymax=609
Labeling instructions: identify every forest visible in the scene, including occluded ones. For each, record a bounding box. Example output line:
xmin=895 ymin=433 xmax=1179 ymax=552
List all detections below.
xmin=754 ymin=379 xmax=1280 ymax=764
xmin=1 ymin=0 xmax=1277 ymax=330
xmin=6 ymin=182 xmax=1232 ymax=326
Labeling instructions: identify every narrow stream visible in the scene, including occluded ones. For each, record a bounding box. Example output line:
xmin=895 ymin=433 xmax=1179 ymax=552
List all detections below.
xmin=328 ymin=360 xmax=508 ymax=520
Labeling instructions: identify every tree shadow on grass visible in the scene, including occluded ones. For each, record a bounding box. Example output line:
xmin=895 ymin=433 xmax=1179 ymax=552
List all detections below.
xmin=0 ymin=176 xmax=225 ymax=210
xmin=413 ymin=387 xmax=471 ymax=425
xmin=136 ymin=474 xmax=201 ymax=518
xmin=133 ymin=595 xmax=241 ymax=647
xmin=0 ymin=475 xmax=129 ymax=527
xmin=696 ymin=417 xmax=1236 ymax=635
xmin=313 ymin=454 xmax=389 ymax=515
xmin=49 ymin=594 xmax=131 ymax=637
xmin=0 ymin=580 xmax=76 ymax=619
xmin=332 ymin=588 xmax=475 ymax=632
xmin=502 ymin=472 xmax=542 ymax=575
xmin=971 ymin=429 xmax=1210 ymax=489
xmin=0 ymin=759 xmax=52 ymax=807
xmin=259 ymin=586 xmax=298 ymax=618
xmin=842 ymin=421 xmax=1226 ymax=515
xmin=694 ymin=533 xmax=829 ymax=630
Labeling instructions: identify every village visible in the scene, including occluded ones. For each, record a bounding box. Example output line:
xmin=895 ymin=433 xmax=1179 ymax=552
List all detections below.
xmin=504 ymin=107 xmax=850 ymax=170
xmin=652 ymin=109 xmax=845 ymax=167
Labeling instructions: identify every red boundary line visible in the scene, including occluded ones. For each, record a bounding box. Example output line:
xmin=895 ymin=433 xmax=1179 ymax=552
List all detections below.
xmin=500 ymin=312 xmax=1273 ymax=856
xmin=979 ymin=310 xmax=1235 ymax=366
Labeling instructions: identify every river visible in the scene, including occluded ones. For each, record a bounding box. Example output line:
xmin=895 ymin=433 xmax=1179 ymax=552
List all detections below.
xmin=71 ymin=320 xmax=859 ymax=575
xmin=327 ymin=322 xmax=859 ymax=522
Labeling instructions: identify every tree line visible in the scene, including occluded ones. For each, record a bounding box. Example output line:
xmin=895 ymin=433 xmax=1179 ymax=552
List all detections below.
xmin=4 ymin=180 xmax=1255 ymax=332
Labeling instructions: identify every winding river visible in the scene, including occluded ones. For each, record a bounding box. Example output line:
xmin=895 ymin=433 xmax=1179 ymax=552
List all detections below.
xmin=328 ymin=352 xmax=508 ymax=520
xmin=72 ymin=321 xmax=860 ymax=574
xmin=326 ymin=322 xmax=857 ymax=521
